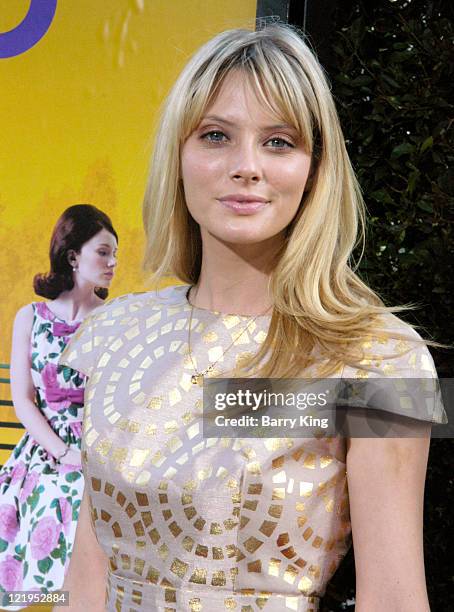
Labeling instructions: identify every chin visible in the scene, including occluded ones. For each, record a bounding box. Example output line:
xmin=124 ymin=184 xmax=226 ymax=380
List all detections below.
xmin=97 ymin=279 xmax=112 ymax=288
xmin=213 ymin=228 xmax=282 ymax=246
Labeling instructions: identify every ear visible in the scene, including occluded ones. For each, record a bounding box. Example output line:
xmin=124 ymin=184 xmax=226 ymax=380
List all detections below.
xmin=67 ymin=249 xmax=78 ymax=268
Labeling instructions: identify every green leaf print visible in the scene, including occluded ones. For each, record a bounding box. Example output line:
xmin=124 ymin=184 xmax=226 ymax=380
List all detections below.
xmin=0 ymin=539 xmax=8 ymax=553
xmin=46 ymin=581 xmax=54 ymax=588
xmin=37 ymin=322 xmax=50 ymax=335
xmin=23 ymin=560 xmax=29 ymax=578
xmin=48 ymin=352 xmax=59 ymax=358
xmin=58 ymin=532 xmax=67 ymax=565
xmin=34 ymin=575 xmax=45 ymax=584
xmin=62 ymin=366 xmax=72 ymax=382
xmin=65 ymin=471 xmax=81 ymax=483
xmin=72 ymin=501 xmax=81 ymax=521
xmin=14 ymin=544 xmax=26 ymax=560
xmin=28 ymin=490 xmax=41 ymax=512
xmin=60 ymin=539 xmax=67 ymax=565
xmin=37 ymin=557 xmax=53 ymax=574
xmin=51 ymin=532 xmax=67 ymax=562
xmin=50 ymin=499 xmax=58 ymax=509
xmin=55 ymin=503 xmax=62 ymax=523
xmin=71 ymin=499 xmax=81 ymax=521
xmin=68 ymin=406 xmax=79 ymax=417
xmin=74 ymin=373 xmax=84 ymax=386
xmin=60 ymin=485 xmax=70 ymax=493
xmin=36 ymin=506 xmax=46 ymax=518
xmin=51 ymin=547 xmax=61 ymax=560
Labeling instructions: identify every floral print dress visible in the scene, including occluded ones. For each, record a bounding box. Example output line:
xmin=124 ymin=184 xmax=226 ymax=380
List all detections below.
xmin=0 ymin=302 xmax=85 ymax=609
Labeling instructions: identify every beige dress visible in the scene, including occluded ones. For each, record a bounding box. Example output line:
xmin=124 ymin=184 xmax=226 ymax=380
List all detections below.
xmin=60 ymin=285 xmax=447 ymax=611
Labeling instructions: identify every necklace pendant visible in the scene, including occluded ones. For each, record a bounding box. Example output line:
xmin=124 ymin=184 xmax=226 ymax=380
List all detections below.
xmin=191 ymin=374 xmax=203 ymax=386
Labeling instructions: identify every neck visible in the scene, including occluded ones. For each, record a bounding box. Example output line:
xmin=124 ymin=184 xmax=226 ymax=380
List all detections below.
xmin=51 ymin=282 xmax=102 ymax=321
xmin=190 ymin=232 xmax=283 ymax=315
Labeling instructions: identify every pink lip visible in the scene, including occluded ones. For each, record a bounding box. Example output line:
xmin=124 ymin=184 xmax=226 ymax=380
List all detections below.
xmin=104 ymin=272 xmax=114 ymax=278
xmin=218 ymin=194 xmax=270 ymax=215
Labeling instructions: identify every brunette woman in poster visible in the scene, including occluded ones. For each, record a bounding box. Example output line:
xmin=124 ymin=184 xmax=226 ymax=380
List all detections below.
xmin=0 ymin=205 xmax=117 ymax=608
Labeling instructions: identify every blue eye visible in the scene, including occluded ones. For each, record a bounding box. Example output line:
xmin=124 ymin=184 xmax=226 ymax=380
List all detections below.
xmin=202 ymin=130 xmax=227 ymax=143
xmin=266 ymin=137 xmax=293 ymax=149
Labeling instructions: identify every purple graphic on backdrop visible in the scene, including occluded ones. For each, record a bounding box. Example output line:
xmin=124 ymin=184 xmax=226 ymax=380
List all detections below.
xmin=0 ymin=0 xmax=57 ymax=59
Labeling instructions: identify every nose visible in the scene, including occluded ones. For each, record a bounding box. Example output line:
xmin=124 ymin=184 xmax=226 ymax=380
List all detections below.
xmin=108 ymin=255 xmax=117 ymax=268
xmin=228 ymin=141 xmax=262 ymax=183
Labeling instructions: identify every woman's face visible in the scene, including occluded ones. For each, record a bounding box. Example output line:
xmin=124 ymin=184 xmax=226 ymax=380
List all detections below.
xmin=180 ymin=70 xmax=312 ymax=248
xmin=71 ymin=228 xmax=118 ymax=288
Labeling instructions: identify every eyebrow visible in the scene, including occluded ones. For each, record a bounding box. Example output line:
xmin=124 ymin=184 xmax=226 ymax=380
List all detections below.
xmin=201 ymin=114 xmax=297 ymax=131
xmin=98 ymin=243 xmax=117 ymax=250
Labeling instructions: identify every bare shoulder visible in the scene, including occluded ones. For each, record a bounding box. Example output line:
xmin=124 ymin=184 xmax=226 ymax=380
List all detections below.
xmin=14 ymin=303 xmax=34 ymax=328
xmin=11 ymin=305 xmax=34 ymax=361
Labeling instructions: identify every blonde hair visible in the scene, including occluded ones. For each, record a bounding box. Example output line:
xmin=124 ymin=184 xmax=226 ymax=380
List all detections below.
xmin=143 ymin=23 xmax=413 ymax=376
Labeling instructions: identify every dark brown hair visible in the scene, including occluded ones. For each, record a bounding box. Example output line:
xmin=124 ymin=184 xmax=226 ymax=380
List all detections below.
xmin=33 ymin=204 xmax=118 ymax=300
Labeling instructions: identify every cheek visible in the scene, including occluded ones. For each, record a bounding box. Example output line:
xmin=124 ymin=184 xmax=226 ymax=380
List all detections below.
xmin=270 ymin=159 xmax=311 ymax=197
xmin=82 ymin=254 xmax=100 ymax=270
xmin=181 ymin=151 xmax=224 ymax=193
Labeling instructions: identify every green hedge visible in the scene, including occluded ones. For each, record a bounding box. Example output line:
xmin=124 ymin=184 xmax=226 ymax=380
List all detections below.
xmin=301 ymin=1 xmax=453 ymax=609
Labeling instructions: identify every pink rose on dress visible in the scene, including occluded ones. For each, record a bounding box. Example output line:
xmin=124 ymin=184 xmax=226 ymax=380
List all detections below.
xmin=35 ymin=302 xmax=49 ymax=319
xmin=57 ymin=460 xmax=82 ymax=474
xmin=0 ymin=555 xmax=22 ymax=591
xmin=10 ymin=461 xmax=27 ymax=485
xmin=69 ymin=421 xmax=82 ymax=438
xmin=41 ymin=363 xmax=70 ymax=411
xmin=0 ymin=504 xmax=19 ymax=542
xmin=57 ymin=497 xmax=72 ymax=536
xmin=30 ymin=516 xmax=60 ymax=560
xmin=19 ymin=471 xmax=39 ymax=503
xmin=0 ymin=472 xmax=9 ymax=486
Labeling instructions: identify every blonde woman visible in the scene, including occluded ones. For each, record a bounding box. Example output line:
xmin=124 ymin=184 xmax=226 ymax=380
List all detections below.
xmin=58 ymin=25 xmax=446 ymax=612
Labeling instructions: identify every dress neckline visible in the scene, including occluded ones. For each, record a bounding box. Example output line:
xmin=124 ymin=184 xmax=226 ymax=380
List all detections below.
xmin=39 ymin=302 xmax=83 ymax=325
xmin=182 ymin=285 xmax=273 ymax=319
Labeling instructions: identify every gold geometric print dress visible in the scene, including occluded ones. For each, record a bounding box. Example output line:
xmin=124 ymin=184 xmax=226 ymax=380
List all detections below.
xmin=60 ymin=285 xmax=447 ymax=612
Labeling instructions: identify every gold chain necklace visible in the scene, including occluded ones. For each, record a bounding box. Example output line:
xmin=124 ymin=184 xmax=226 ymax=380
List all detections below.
xmin=187 ymin=302 xmax=266 ymax=386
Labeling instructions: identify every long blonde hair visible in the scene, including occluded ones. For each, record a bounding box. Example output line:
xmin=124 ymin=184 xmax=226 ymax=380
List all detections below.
xmin=143 ymin=24 xmax=412 ymax=376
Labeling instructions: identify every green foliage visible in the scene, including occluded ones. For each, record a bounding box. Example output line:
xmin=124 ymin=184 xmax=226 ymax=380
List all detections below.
xmin=306 ymin=1 xmax=453 ymax=610
xmin=326 ymin=0 xmax=453 ymax=369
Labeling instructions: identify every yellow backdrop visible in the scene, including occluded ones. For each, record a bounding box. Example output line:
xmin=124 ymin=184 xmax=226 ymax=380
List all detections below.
xmin=0 ymin=0 xmax=256 ymax=460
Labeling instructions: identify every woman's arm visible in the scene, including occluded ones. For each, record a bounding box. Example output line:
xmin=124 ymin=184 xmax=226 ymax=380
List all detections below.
xmin=56 ymin=489 xmax=108 ymax=610
xmin=346 ymin=431 xmax=432 ymax=612
xmin=10 ymin=304 xmax=73 ymax=460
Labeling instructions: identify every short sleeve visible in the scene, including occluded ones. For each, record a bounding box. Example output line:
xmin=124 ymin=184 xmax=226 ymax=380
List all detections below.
xmin=59 ymin=314 xmax=97 ymax=377
xmin=341 ymin=316 xmax=448 ymax=425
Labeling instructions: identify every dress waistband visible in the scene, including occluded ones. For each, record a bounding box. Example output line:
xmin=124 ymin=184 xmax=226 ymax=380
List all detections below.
xmin=106 ymin=571 xmax=320 ymax=612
